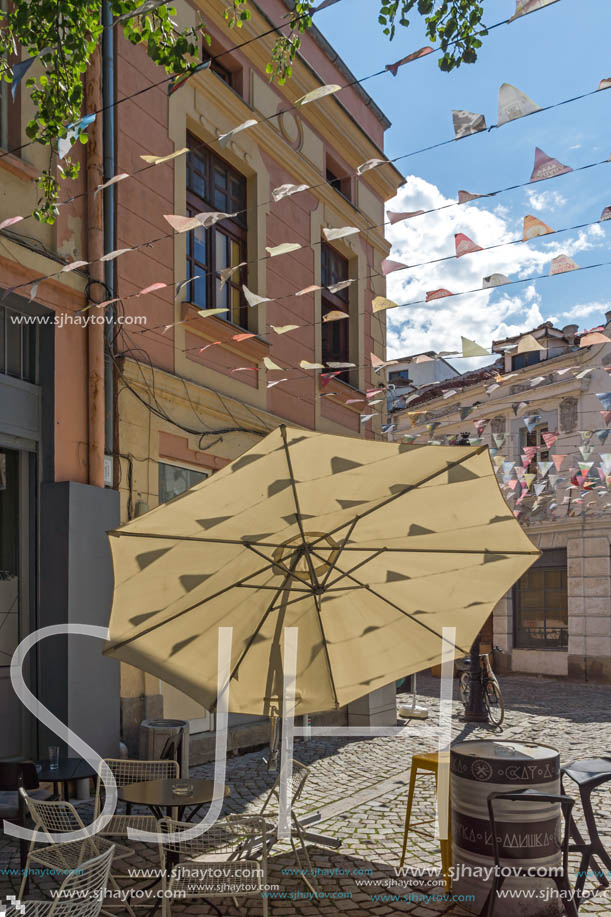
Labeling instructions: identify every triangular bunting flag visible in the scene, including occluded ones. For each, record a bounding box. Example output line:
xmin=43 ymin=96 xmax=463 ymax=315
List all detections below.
xmin=272 ymin=183 xmax=310 ymax=201
xmin=530 ymin=147 xmax=573 ymax=182
xmin=461 ymin=336 xmax=489 ymax=357
xmin=455 ymin=233 xmax=483 ymax=257
xmin=452 ymin=110 xmax=487 ymax=139
xmin=550 ymin=254 xmax=579 ymax=274
xmin=542 ymin=431 xmax=559 ymax=449
xmin=242 ymin=285 xmax=271 ymax=308
xmin=523 ymin=214 xmax=555 ymax=240
xmin=426 ymin=289 xmax=454 ymax=302
xmin=523 ymin=416 xmax=541 ymax=433
xmin=498 ymin=83 xmax=541 ymax=124
xmin=458 ymin=190 xmax=489 ymax=204
xmin=296 ymin=84 xmax=341 ymax=106
xmin=483 ymin=274 xmax=510 ymax=288
xmin=218 ymin=119 xmax=258 ymax=148
xmin=510 ymin=0 xmax=559 ymax=20
xmin=380 ymin=259 xmax=408 ymax=276
xmin=385 ymin=46 xmax=434 ymax=76
xmin=387 ymin=210 xmax=425 ymax=223
xmin=372 ymin=296 xmax=399 ymax=314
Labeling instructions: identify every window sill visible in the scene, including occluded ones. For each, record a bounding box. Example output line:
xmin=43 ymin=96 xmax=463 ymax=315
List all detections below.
xmin=181 ymin=302 xmax=270 ymax=362
xmin=0 ymin=151 xmax=40 ymax=183
xmin=513 ymin=646 xmax=568 ymax=652
xmin=318 ymin=374 xmax=367 ymax=413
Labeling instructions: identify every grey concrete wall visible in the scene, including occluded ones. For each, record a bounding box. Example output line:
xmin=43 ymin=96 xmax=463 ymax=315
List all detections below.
xmin=39 ymin=481 xmax=121 ymax=758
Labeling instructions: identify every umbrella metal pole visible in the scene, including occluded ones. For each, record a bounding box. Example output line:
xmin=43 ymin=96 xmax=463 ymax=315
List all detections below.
xmin=462 ymin=633 xmax=488 ymax=723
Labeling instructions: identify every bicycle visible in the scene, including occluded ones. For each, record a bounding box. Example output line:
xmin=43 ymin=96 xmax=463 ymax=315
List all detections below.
xmin=458 ymin=646 xmax=505 ymax=726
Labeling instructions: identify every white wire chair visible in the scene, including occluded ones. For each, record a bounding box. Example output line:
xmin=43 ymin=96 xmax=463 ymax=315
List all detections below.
xmin=158 ymin=815 xmax=269 ymax=916
xmin=18 ymin=791 xmax=134 ymax=916
xmin=5 ymin=844 xmax=114 ymax=917
xmin=93 ymin=758 xmax=179 ymax=839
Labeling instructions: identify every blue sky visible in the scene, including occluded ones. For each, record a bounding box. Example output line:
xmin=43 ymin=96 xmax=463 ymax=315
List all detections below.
xmin=316 ymin=0 xmax=611 ymax=360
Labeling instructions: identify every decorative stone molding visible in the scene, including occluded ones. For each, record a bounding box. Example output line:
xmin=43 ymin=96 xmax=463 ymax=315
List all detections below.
xmin=559 ymin=396 xmax=578 ymax=433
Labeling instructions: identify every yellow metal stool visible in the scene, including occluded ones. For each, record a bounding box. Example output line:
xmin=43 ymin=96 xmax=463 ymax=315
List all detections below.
xmin=399 ymin=751 xmax=452 ymax=893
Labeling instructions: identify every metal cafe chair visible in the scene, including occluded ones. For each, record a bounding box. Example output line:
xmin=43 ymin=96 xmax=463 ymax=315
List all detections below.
xmin=18 ymin=790 xmax=136 ymax=917
xmin=93 ymin=758 xmax=179 ymax=839
xmin=0 ymin=761 xmax=49 ymax=875
xmin=483 ymin=789 xmax=592 ymax=917
xmin=562 ymin=757 xmax=611 ymax=898
xmin=259 ymin=758 xmax=340 ymax=897
xmin=3 ymin=845 xmax=114 ymax=917
xmin=157 ymin=814 xmax=269 ymax=916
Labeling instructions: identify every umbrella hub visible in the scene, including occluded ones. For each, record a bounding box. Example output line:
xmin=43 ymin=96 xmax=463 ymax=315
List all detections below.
xmin=272 ymin=532 xmax=341 ymax=588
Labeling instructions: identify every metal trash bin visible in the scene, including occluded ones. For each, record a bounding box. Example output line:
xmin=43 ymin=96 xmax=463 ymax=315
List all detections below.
xmin=139 ymin=718 xmax=189 ymax=776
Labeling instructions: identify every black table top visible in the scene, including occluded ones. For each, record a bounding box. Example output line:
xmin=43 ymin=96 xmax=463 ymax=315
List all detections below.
xmin=119 ymin=778 xmax=229 ymax=807
xmin=36 ymin=758 xmax=97 ymax=783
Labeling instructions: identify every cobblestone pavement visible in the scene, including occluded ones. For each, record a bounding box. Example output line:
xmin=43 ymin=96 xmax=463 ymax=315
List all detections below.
xmin=2 ymin=673 xmax=611 ymax=916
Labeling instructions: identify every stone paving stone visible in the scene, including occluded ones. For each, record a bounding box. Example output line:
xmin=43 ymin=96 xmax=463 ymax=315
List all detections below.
xmin=2 ymin=673 xmax=611 ymax=915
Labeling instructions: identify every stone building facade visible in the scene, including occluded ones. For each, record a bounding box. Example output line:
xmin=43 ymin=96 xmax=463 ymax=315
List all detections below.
xmin=393 ymin=315 xmax=611 ymax=683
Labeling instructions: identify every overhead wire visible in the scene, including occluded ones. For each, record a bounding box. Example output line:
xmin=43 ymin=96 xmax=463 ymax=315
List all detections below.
xmin=3 ymin=140 xmax=609 ymax=301
xmin=0 ymin=0 xmax=581 ymax=222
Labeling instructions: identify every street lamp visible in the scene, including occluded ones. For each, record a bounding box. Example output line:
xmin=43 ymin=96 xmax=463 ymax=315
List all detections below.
xmin=462 ymin=632 xmax=488 ymax=722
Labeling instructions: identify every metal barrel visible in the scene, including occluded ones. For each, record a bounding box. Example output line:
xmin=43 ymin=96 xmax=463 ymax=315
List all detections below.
xmin=451 ymin=740 xmax=563 ymax=916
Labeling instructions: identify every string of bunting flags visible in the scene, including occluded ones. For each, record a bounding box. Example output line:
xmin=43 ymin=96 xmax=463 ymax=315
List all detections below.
xmin=3 ymin=140 xmax=610 ymax=306
xmin=95 ymin=249 xmax=611 ymax=365
xmin=384 ymin=356 xmax=611 ymax=516
xmin=3 ymin=64 xmax=609 ymax=240
xmin=0 ymin=0 xmax=571 ymax=170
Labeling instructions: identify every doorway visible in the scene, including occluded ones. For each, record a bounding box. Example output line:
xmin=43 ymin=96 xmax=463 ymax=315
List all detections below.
xmin=0 ymin=446 xmax=35 ymax=759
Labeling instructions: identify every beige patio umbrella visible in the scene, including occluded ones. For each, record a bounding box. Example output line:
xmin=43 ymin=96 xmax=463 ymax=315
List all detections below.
xmin=103 ymin=425 xmax=538 ymax=716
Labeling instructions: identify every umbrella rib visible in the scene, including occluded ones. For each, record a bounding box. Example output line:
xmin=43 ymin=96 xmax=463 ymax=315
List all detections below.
xmin=324 ymin=549 xmax=387 ymax=589
xmin=308 ymin=547 xmax=468 ymax=656
xmin=221 ymin=554 xmax=305 ymax=703
xmin=105 ymin=561 xmax=280 ymax=653
xmin=234 ymin=583 xmax=312 ymax=592
xmin=328 ymin=546 xmax=540 ymax=555
xmin=109 ymin=531 xmax=288 ymax=549
xmin=318 ymin=517 xmax=359 ymax=590
xmin=308 ymin=446 xmax=487 ymax=551
xmin=280 ymin=424 xmax=320 ymax=591
xmin=312 ymin=591 xmax=340 ymax=709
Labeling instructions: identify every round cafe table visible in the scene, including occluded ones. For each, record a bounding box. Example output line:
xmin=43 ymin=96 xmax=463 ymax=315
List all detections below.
xmin=36 ymin=757 xmax=97 ymax=799
xmin=118 ymin=777 xmax=230 ymax=822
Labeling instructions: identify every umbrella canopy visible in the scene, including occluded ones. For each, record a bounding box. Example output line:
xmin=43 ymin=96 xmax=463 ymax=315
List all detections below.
xmin=104 ymin=425 xmax=538 ymax=716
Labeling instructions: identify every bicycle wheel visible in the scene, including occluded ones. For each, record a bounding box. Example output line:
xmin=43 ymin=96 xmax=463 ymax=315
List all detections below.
xmin=459 ymin=672 xmax=471 ymax=707
xmin=484 ymin=678 xmax=505 ymax=726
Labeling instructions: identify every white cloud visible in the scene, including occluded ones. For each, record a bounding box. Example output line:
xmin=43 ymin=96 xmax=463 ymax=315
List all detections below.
xmin=525 ymin=189 xmax=567 ymax=212
xmin=556 ymin=301 xmax=611 ymax=322
xmin=384 ymin=176 xmax=606 ymax=359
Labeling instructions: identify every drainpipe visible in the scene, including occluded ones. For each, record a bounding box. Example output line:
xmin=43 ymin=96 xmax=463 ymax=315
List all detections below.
xmin=102 ymin=0 xmax=115 ymax=464
xmin=85 ymin=45 xmax=106 ymax=488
